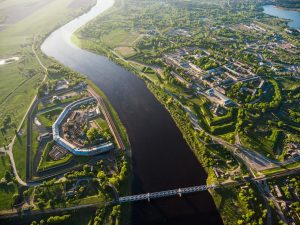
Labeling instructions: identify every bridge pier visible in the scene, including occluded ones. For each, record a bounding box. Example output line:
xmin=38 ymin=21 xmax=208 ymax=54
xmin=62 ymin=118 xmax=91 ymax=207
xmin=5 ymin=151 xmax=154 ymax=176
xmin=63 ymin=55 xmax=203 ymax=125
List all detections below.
xmin=147 ymin=193 xmax=150 ymax=202
xmin=178 ymin=188 xmax=182 ymax=197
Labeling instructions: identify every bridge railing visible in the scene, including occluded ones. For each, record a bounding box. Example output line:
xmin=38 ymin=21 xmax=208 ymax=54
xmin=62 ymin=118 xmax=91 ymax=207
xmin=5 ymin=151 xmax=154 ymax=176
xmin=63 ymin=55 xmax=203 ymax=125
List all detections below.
xmin=118 ymin=184 xmax=217 ymax=203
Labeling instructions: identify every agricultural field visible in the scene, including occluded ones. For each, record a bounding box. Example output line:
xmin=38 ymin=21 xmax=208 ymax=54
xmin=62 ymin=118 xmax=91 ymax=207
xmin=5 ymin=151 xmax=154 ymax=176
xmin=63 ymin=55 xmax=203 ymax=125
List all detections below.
xmin=12 ymin=122 xmax=27 ymax=181
xmin=0 ymin=0 xmax=96 ymax=147
xmin=0 ymin=0 xmax=97 ymax=213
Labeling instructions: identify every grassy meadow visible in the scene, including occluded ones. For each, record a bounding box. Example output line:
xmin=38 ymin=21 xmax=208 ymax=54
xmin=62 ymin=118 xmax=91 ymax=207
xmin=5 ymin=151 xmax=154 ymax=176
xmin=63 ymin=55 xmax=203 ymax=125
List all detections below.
xmin=0 ymin=0 xmax=96 ymax=210
xmin=0 ymin=0 xmax=96 ymax=146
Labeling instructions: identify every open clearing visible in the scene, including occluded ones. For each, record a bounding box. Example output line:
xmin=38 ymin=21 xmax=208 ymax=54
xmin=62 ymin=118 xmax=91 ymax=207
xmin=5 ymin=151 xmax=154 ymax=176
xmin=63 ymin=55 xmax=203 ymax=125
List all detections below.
xmin=101 ymin=29 xmax=140 ymax=48
xmin=0 ymin=0 xmax=96 ymax=185
xmin=114 ymin=46 xmax=136 ymax=58
xmin=0 ymin=0 xmax=95 ymax=143
xmin=0 ymin=0 xmax=55 ymax=26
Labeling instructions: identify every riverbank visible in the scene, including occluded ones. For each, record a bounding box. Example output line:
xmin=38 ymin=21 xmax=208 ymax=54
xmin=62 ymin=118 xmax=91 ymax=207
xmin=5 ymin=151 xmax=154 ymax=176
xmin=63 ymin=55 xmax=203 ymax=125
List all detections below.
xmin=71 ymin=2 xmax=234 ymax=224
xmin=276 ymin=6 xmax=300 ymax=12
xmin=1 ymin=1 xmax=133 ymax=223
xmin=40 ymin=0 xmax=227 ymax=224
xmin=263 ymin=4 xmax=300 ymax=29
xmin=0 ymin=0 xmax=99 ymax=214
xmin=0 ymin=0 xmax=97 ymax=152
xmin=86 ymin=80 xmax=132 ymax=224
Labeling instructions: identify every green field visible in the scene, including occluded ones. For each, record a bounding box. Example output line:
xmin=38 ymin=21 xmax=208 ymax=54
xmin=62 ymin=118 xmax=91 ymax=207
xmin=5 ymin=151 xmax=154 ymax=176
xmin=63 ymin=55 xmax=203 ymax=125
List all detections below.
xmin=101 ymin=29 xmax=140 ymax=48
xmin=0 ymin=156 xmax=18 ymax=211
xmin=262 ymin=161 xmax=300 ymax=176
xmin=0 ymin=183 xmax=18 ymax=211
xmin=37 ymin=108 xmax=63 ymax=128
xmin=0 ymin=155 xmax=18 ymax=212
xmin=0 ymin=0 xmax=96 ymax=146
xmin=38 ymin=141 xmax=73 ymax=172
xmin=0 ymin=155 xmax=10 ymax=179
xmin=0 ymin=0 xmax=96 ymax=196
xmin=87 ymin=81 xmax=130 ymax=149
xmin=12 ymin=123 xmax=28 ymax=180
xmin=38 ymin=93 xmax=87 ymax=111
xmin=95 ymin=117 xmax=109 ymax=131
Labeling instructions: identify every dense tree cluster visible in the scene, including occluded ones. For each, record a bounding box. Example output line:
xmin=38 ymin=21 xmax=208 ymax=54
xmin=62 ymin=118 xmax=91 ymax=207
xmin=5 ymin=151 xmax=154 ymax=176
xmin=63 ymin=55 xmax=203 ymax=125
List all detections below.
xmin=30 ymin=215 xmax=71 ymax=225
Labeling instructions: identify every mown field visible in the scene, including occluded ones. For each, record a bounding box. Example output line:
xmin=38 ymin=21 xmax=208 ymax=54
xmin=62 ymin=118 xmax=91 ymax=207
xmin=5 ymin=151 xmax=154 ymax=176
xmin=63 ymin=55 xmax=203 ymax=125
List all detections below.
xmin=0 ymin=0 xmax=96 ymax=146
xmin=0 ymin=155 xmax=17 ymax=211
xmin=0 ymin=0 xmax=96 ymax=211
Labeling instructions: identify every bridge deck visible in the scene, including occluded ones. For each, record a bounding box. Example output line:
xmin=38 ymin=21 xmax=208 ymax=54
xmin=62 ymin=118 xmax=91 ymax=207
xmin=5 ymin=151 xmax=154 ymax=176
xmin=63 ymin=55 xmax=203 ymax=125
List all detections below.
xmin=118 ymin=185 xmax=217 ymax=203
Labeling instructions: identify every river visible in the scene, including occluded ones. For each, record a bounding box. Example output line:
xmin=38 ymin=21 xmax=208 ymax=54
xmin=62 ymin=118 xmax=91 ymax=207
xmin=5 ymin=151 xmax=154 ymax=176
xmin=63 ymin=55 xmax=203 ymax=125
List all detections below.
xmin=263 ymin=5 xmax=300 ymax=29
xmin=41 ymin=0 xmax=222 ymax=224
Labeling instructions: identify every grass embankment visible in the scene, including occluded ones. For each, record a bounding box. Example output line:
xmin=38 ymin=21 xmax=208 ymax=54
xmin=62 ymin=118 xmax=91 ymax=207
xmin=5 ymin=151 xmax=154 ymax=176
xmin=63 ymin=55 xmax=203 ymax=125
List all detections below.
xmin=12 ymin=123 xmax=27 ymax=181
xmin=0 ymin=156 xmax=18 ymax=211
xmin=86 ymin=81 xmax=132 ymax=224
xmin=0 ymin=155 xmax=10 ymax=178
xmin=0 ymin=0 xmax=96 ymax=153
xmin=37 ymin=141 xmax=73 ymax=172
xmin=37 ymin=108 xmax=63 ymax=128
xmin=240 ymin=129 xmax=283 ymax=160
xmin=0 ymin=183 xmax=18 ymax=211
xmin=0 ymin=1 xmax=97 ymax=205
xmin=87 ymin=81 xmax=130 ymax=149
xmin=37 ymin=94 xmax=85 ymax=111
xmin=210 ymin=187 xmax=242 ymax=225
xmin=262 ymin=161 xmax=300 ymax=176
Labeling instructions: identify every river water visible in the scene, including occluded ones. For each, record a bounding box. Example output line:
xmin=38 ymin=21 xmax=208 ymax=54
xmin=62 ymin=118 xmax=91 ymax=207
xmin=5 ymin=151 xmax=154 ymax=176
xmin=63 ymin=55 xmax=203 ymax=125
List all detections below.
xmin=263 ymin=5 xmax=300 ymax=29
xmin=41 ymin=0 xmax=222 ymax=224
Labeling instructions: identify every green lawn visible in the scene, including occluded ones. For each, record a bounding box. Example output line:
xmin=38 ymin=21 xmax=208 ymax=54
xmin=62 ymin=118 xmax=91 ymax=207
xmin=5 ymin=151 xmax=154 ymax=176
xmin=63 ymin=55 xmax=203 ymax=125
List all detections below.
xmin=0 ymin=183 xmax=18 ymax=211
xmin=277 ymin=77 xmax=300 ymax=91
xmin=37 ymin=94 xmax=86 ymax=111
xmin=0 ymin=155 xmax=11 ymax=179
xmin=262 ymin=161 xmax=300 ymax=176
xmin=101 ymin=29 xmax=140 ymax=48
xmin=78 ymin=194 xmax=106 ymax=205
xmin=95 ymin=117 xmax=109 ymax=131
xmin=0 ymin=0 xmax=96 ymax=146
xmin=0 ymin=156 xmax=18 ymax=211
xmin=240 ymin=131 xmax=276 ymax=159
xmin=37 ymin=108 xmax=63 ymax=128
xmin=87 ymin=81 xmax=130 ymax=149
xmin=37 ymin=141 xmax=73 ymax=172
xmin=0 ymin=74 xmax=42 ymax=146
xmin=210 ymin=187 xmax=242 ymax=225
xmin=12 ymin=123 xmax=27 ymax=181
xmin=32 ymin=129 xmax=41 ymax=160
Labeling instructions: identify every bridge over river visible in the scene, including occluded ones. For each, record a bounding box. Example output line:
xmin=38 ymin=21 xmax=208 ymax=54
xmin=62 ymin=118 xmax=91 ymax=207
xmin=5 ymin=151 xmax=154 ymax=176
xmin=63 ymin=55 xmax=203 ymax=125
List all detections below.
xmin=118 ymin=184 xmax=218 ymax=203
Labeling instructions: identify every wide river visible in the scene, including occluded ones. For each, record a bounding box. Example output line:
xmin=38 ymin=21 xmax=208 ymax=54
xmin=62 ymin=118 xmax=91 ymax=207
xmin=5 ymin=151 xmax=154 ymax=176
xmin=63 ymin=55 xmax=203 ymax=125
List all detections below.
xmin=41 ymin=0 xmax=222 ymax=224
xmin=263 ymin=5 xmax=300 ymax=29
